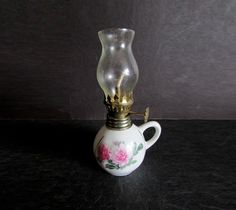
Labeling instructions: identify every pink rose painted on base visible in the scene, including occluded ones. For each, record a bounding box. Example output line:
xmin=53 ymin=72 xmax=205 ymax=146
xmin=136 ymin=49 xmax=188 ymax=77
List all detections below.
xmin=98 ymin=144 xmax=111 ymax=161
xmin=96 ymin=141 xmax=143 ymax=170
xmin=112 ymin=145 xmax=129 ymax=166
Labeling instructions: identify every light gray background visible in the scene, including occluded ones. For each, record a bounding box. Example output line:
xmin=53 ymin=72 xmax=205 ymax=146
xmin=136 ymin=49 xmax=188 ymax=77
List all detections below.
xmin=0 ymin=0 xmax=235 ymax=120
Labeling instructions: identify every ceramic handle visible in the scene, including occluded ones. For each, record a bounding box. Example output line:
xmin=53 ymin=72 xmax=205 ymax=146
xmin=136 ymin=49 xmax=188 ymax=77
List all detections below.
xmin=138 ymin=121 xmax=161 ymax=149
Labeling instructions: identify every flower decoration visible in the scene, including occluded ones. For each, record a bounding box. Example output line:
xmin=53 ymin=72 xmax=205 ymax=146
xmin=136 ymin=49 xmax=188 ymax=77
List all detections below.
xmin=97 ymin=141 xmax=143 ymax=170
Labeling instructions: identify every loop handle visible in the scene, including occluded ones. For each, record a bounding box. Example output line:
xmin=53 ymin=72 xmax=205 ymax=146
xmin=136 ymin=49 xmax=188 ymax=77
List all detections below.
xmin=138 ymin=121 xmax=161 ymax=149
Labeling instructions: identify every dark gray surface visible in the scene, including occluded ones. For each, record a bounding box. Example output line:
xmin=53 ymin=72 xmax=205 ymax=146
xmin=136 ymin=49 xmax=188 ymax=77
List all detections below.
xmin=0 ymin=1 xmax=236 ymax=120
xmin=0 ymin=120 xmax=235 ymax=209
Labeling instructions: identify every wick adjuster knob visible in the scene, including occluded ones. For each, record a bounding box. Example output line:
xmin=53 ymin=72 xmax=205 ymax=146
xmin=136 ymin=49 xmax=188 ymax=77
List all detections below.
xmin=129 ymin=107 xmax=150 ymax=123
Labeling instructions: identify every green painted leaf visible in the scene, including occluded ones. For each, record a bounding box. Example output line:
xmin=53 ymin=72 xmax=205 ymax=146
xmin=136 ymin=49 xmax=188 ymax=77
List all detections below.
xmin=126 ymin=159 xmax=137 ymax=166
xmin=130 ymin=160 xmax=137 ymax=165
xmin=105 ymin=164 xmax=116 ymax=169
xmin=128 ymin=158 xmax=133 ymax=164
xmin=137 ymin=143 xmax=143 ymax=151
xmin=133 ymin=142 xmax=137 ymax=155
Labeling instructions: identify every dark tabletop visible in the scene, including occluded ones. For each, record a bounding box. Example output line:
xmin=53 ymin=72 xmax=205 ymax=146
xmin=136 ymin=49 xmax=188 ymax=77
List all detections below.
xmin=0 ymin=120 xmax=235 ymax=210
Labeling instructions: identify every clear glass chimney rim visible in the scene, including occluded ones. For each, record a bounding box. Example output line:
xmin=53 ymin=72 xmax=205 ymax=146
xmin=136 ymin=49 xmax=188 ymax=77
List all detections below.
xmin=98 ymin=28 xmax=135 ymax=35
xmin=98 ymin=28 xmax=135 ymax=47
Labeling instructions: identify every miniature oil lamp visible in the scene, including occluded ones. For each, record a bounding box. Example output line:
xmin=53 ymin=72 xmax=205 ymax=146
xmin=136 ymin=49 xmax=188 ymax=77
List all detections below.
xmin=93 ymin=28 xmax=161 ymax=176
